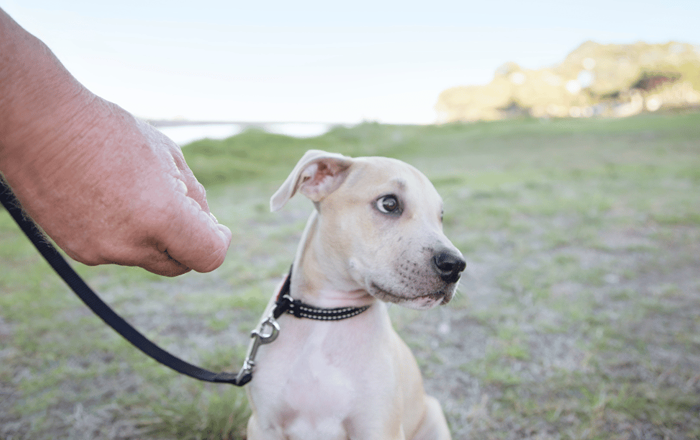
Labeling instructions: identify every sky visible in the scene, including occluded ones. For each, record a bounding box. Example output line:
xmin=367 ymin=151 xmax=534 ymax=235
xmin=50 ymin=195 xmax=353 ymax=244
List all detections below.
xmin=3 ymin=0 xmax=700 ymax=124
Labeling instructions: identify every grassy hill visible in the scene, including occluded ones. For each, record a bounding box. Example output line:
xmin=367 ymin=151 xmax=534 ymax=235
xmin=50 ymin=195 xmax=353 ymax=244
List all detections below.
xmin=183 ymin=110 xmax=700 ymax=186
xmin=182 ymin=122 xmax=430 ymax=186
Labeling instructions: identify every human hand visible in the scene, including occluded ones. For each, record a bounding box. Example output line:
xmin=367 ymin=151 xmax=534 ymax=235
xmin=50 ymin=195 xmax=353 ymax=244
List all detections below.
xmin=0 ymin=9 xmax=231 ymax=276
xmin=3 ymin=100 xmax=232 ymax=276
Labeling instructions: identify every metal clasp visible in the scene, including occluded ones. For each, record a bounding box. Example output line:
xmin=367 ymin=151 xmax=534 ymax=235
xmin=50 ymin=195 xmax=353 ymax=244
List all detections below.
xmin=235 ymin=315 xmax=280 ymax=385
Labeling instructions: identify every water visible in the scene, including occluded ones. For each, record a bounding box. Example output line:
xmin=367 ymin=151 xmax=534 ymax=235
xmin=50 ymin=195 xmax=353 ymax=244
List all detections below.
xmin=156 ymin=122 xmax=338 ymax=146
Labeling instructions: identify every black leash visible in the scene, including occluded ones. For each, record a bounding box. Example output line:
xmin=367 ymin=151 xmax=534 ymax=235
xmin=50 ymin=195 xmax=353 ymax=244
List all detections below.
xmin=0 ymin=178 xmax=371 ymax=386
xmin=0 ymin=178 xmax=246 ymax=385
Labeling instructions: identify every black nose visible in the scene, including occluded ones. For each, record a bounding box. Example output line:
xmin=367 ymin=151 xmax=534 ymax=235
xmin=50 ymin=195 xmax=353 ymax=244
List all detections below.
xmin=432 ymin=251 xmax=467 ymax=283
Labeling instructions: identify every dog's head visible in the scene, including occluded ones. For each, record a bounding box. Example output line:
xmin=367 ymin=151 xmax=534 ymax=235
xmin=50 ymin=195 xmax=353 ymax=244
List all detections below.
xmin=271 ymin=150 xmax=466 ymax=310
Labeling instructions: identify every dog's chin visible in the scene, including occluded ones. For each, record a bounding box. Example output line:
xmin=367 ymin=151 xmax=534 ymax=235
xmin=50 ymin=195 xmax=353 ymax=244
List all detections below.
xmin=369 ymin=283 xmax=455 ymax=310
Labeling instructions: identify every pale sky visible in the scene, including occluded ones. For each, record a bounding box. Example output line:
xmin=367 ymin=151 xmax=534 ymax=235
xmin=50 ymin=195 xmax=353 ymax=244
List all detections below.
xmin=3 ymin=0 xmax=699 ymax=124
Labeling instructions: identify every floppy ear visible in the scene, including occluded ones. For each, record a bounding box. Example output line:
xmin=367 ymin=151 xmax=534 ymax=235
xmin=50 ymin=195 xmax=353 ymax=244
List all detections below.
xmin=270 ymin=150 xmax=353 ymax=212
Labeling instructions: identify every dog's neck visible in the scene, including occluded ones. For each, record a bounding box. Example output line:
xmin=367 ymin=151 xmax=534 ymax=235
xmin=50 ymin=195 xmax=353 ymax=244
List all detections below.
xmin=290 ymin=211 xmax=376 ymax=309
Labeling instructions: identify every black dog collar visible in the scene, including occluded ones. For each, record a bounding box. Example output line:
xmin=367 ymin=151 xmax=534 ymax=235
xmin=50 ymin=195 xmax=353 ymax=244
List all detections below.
xmin=273 ymin=267 xmax=371 ymax=321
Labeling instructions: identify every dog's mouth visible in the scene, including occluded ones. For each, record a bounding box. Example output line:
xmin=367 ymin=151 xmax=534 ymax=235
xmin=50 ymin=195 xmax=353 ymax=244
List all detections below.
xmin=369 ymin=282 xmax=452 ymax=308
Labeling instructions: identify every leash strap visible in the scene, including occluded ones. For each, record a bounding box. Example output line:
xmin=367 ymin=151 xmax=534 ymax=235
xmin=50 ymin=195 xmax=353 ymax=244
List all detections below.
xmin=0 ymin=178 xmax=370 ymax=386
xmin=0 ymin=179 xmax=245 ymax=386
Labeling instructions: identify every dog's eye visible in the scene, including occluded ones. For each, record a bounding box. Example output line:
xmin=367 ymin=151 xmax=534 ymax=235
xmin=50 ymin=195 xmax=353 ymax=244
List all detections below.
xmin=376 ymin=195 xmax=401 ymax=214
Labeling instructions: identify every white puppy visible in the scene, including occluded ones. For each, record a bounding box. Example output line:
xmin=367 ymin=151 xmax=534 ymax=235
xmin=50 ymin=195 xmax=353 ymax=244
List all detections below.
xmin=245 ymin=150 xmax=466 ymax=440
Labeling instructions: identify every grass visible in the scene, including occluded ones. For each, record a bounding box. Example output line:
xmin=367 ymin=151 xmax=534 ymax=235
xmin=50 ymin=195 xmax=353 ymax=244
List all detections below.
xmin=2 ymin=111 xmax=700 ymax=439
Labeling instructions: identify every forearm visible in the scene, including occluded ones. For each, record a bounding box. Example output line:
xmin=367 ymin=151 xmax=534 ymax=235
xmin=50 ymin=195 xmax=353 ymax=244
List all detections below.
xmin=0 ymin=9 xmax=98 ymax=195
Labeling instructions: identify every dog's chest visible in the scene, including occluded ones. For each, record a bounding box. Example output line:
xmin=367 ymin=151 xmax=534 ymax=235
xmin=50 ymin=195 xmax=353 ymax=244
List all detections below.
xmin=248 ymin=308 xmax=397 ymax=438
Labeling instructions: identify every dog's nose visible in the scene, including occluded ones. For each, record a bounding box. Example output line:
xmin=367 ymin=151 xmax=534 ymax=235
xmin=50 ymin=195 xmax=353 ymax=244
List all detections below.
xmin=432 ymin=251 xmax=467 ymax=283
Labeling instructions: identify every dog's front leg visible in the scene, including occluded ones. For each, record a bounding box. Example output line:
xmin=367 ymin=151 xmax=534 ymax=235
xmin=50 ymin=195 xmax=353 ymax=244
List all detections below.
xmin=246 ymin=414 xmax=286 ymax=440
xmin=408 ymin=396 xmax=451 ymax=440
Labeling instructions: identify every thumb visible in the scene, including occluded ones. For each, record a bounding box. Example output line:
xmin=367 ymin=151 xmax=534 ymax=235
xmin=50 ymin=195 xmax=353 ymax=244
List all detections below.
xmin=161 ymin=150 xmax=232 ymax=273
xmin=158 ymin=191 xmax=232 ymax=273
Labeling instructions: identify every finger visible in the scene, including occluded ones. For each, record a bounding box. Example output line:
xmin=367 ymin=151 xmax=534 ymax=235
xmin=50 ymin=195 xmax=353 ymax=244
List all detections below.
xmin=173 ymin=149 xmax=211 ymax=214
xmin=157 ymin=195 xmax=232 ymax=273
xmin=168 ymin=155 xmax=231 ymax=272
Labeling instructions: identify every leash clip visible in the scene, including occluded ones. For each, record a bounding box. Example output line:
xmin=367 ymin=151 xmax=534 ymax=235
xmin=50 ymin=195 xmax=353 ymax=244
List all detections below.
xmin=235 ymin=315 xmax=280 ymax=385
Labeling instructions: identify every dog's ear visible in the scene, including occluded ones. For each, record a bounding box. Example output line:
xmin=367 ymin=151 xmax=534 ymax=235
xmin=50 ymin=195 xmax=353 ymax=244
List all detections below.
xmin=270 ymin=150 xmax=353 ymax=212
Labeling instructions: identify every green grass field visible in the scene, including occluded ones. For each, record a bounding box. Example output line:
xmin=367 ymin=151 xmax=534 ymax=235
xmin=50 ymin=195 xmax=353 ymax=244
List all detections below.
xmin=2 ymin=111 xmax=699 ymax=439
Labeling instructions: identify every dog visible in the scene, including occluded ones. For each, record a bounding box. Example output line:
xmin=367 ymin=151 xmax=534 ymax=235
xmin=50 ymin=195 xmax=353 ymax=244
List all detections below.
xmin=245 ymin=150 xmax=466 ymax=440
